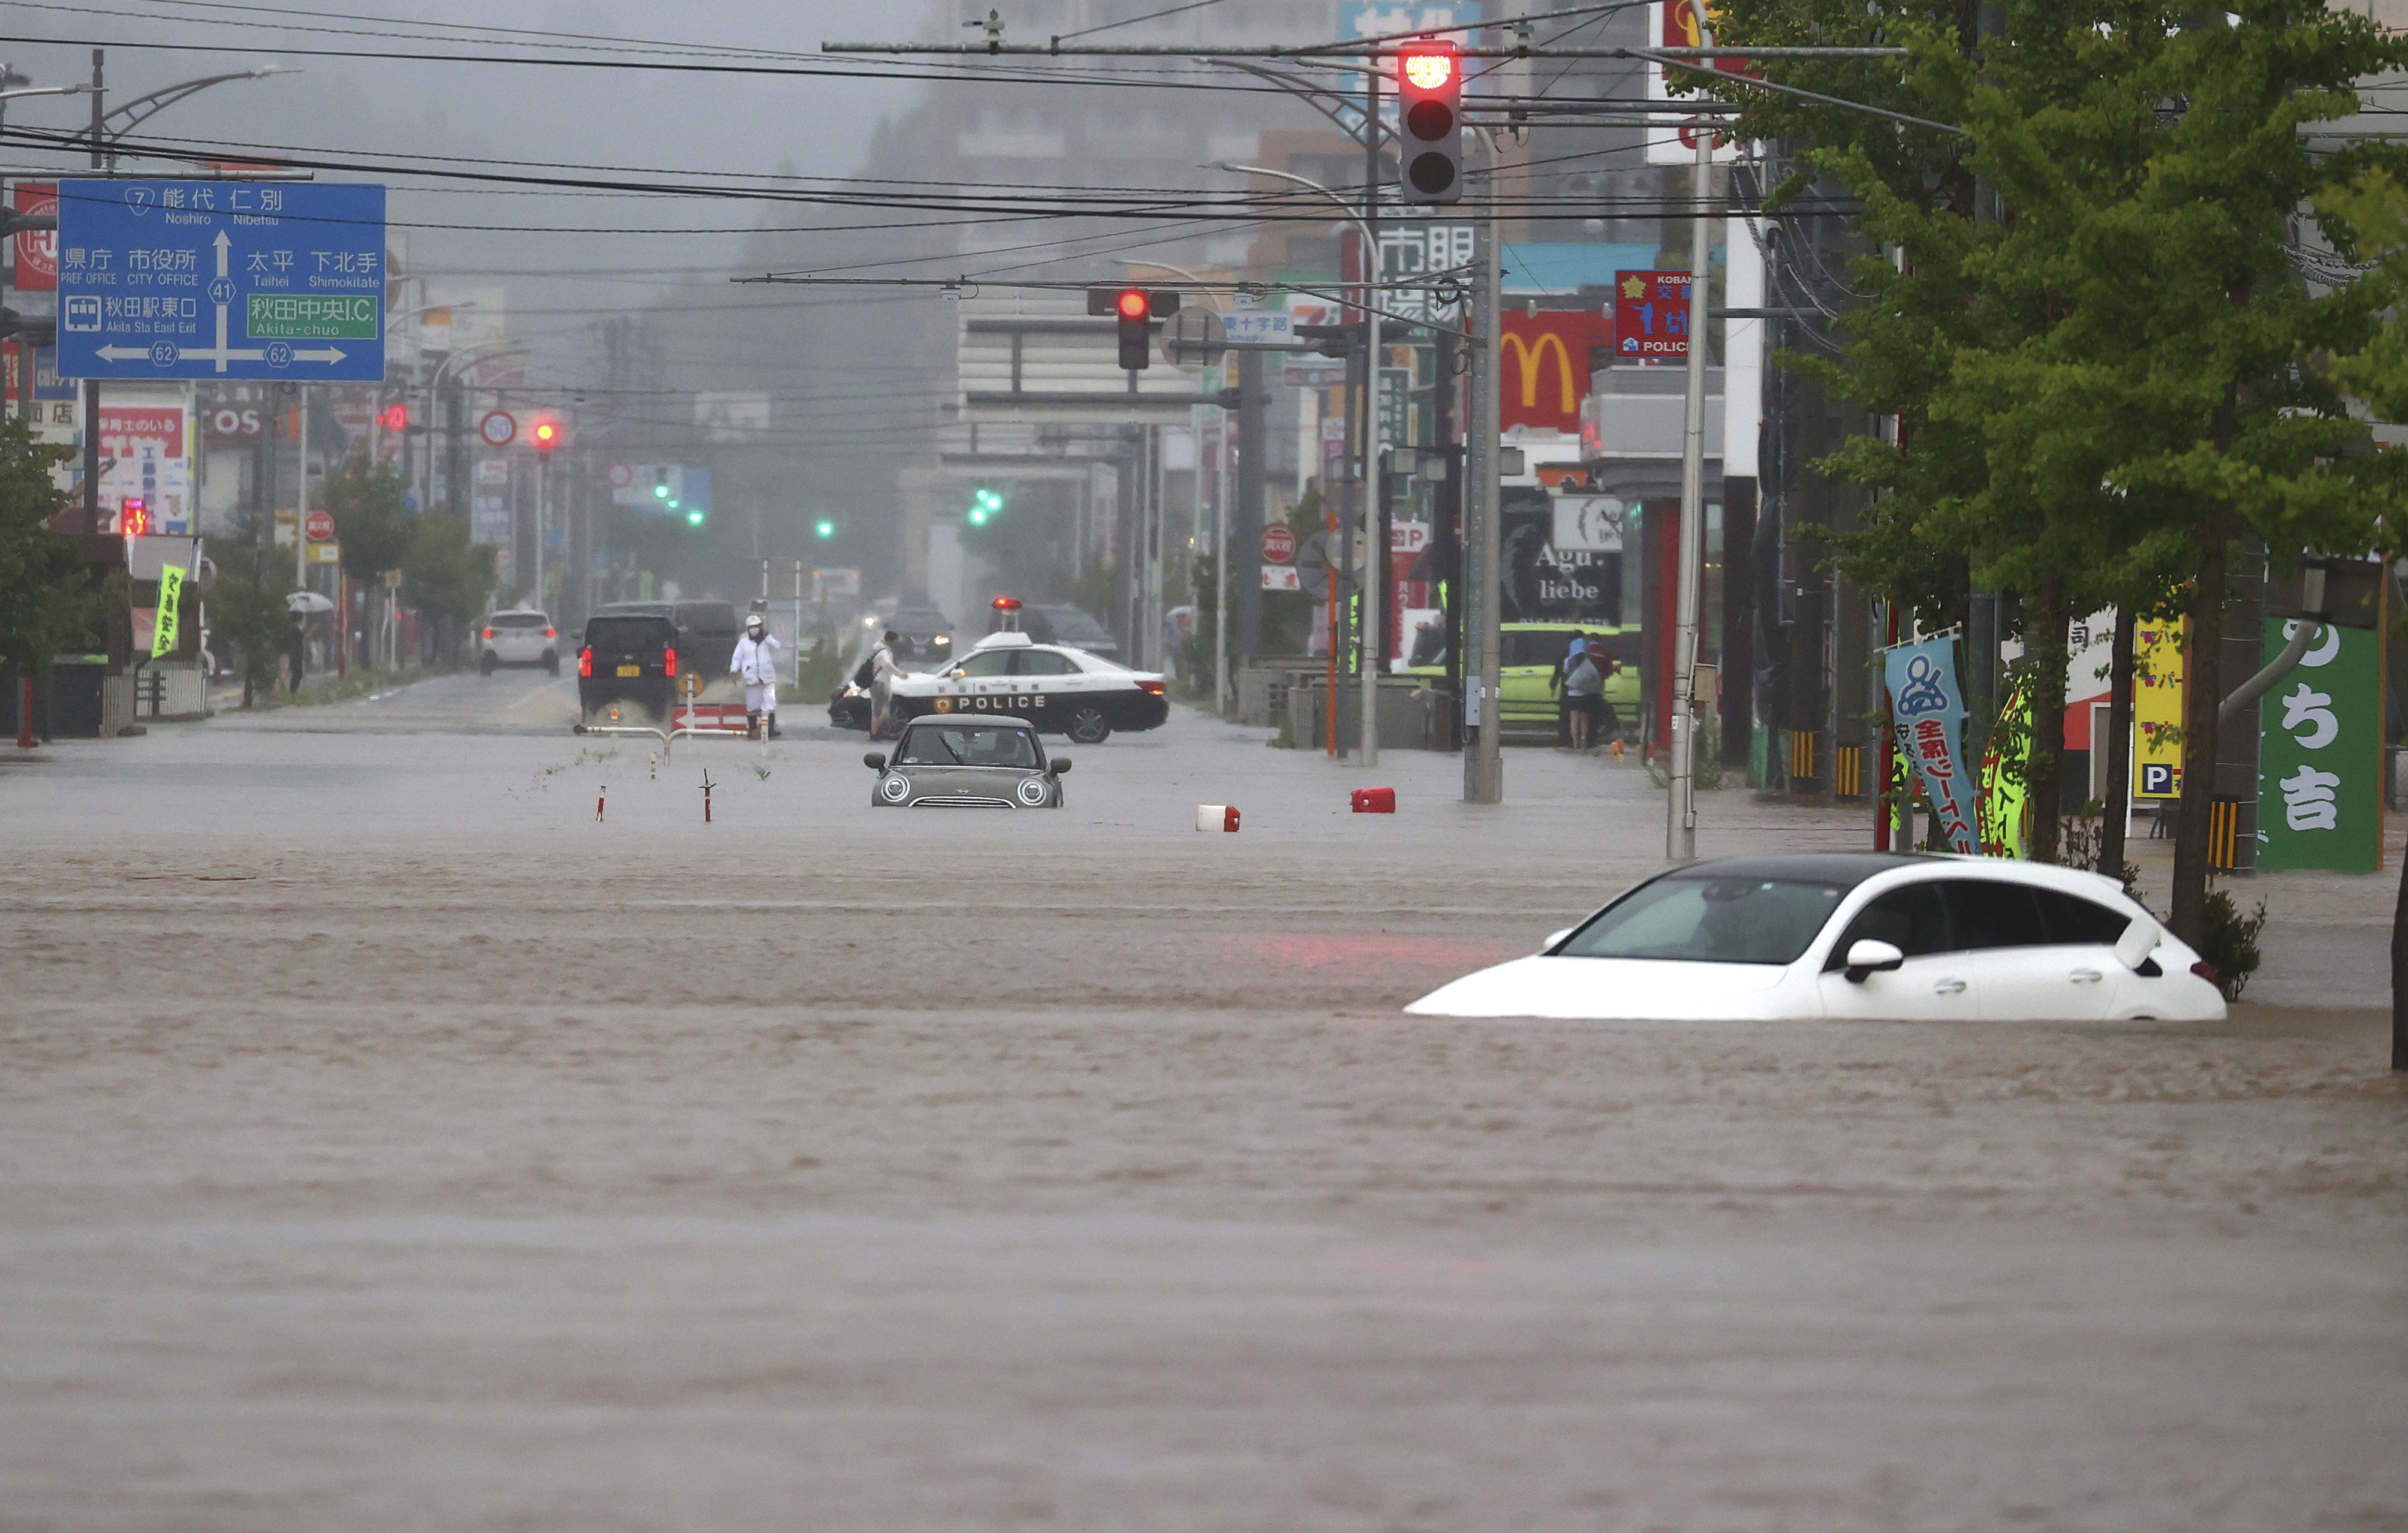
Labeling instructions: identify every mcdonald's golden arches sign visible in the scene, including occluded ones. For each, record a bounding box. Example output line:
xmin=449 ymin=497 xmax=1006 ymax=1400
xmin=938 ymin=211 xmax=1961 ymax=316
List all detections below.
xmin=1498 ymin=310 xmax=1615 ymax=433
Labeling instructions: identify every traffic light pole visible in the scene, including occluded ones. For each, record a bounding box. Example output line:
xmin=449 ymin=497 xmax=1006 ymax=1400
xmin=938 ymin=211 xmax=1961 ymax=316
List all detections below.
xmin=1357 ymin=62 xmax=1383 ymax=770
xmin=1462 ymin=183 xmax=1503 ymax=805
xmin=1668 ymin=128 xmax=1711 ymax=862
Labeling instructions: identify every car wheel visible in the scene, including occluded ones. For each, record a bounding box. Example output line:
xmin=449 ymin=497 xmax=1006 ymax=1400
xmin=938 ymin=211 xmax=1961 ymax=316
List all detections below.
xmin=479 ymin=652 xmax=496 ymax=675
xmin=543 ymin=652 xmax=559 ymax=676
xmin=1066 ymin=707 xmax=1112 ymax=745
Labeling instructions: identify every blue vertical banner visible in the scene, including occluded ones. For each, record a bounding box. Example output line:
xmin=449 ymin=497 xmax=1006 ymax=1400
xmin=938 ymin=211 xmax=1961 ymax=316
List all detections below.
xmin=1883 ymin=635 xmax=1980 ymax=855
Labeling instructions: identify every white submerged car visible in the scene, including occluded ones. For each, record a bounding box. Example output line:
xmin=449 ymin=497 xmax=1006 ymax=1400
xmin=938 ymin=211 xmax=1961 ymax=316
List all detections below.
xmin=1408 ymin=853 xmax=2227 ymax=1023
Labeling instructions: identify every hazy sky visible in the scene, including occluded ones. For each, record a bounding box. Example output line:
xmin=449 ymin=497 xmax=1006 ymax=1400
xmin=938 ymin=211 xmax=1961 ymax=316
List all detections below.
xmin=0 ymin=2 xmax=942 ymax=371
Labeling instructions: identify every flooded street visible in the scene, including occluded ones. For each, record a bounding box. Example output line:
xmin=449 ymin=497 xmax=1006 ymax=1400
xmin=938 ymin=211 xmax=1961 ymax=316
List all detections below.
xmin=4 ymin=693 xmax=2403 ymax=1531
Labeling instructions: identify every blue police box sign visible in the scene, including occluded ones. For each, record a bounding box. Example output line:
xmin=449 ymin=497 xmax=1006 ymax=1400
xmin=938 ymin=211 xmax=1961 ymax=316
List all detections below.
xmin=55 ymin=179 xmax=386 ymax=381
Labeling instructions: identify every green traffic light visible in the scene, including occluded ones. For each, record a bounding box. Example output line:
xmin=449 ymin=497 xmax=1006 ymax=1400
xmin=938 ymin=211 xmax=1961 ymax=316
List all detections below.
xmin=815 ymin=519 xmax=836 ymax=538
xmin=968 ymin=507 xmax=988 ymax=526
xmin=654 ymin=484 xmax=669 ymax=499
xmin=686 ymin=509 xmax=705 ymax=526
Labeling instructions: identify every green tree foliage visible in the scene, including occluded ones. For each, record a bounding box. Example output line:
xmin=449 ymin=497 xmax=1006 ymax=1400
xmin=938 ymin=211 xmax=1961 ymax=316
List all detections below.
xmin=1704 ymin=0 xmax=2408 ymax=935
xmin=0 ymin=416 xmax=93 ymax=686
xmin=323 ymin=451 xmax=414 ymax=582
xmin=209 ymin=537 xmax=295 ymax=708
xmin=401 ymin=512 xmax=496 ymax=667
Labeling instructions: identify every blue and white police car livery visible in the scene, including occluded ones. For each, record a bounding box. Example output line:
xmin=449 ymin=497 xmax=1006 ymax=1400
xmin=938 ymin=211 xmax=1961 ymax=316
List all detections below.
xmin=883 ymin=628 xmax=1169 ymax=744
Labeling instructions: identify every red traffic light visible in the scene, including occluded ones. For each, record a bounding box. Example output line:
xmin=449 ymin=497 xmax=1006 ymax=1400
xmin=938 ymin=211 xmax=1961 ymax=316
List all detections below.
xmin=1399 ymin=44 xmax=1456 ymax=91
xmin=1115 ymin=288 xmax=1149 ymax=320
xmin=529 ymin=414 xmax=561 ymax=451
xmin=378 ymin=403 xmax=407 ymax=431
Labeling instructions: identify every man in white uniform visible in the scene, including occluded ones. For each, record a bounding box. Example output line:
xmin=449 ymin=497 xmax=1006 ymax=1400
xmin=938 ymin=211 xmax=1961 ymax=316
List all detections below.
xmin=730 ymin=612 xmax=782 ymax=739
xmin=869 ymin=627 xmax=906 ymax=739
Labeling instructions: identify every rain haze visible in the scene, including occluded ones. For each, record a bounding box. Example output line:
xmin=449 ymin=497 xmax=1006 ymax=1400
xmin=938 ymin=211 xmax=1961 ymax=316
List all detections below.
xmin=1 ymin=2 xmax=2404 ymax=1529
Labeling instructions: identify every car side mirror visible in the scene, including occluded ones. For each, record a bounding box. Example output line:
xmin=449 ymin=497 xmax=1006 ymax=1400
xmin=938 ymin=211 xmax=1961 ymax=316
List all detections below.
xmin=1050 ymin=757 xmax=1072 ymax=774
xmin=1843 ymin=939 xmax=1906 ymax=983
xmin=2113 ymin=915 xmax=2161 ymax=971
xmin=1540 ymin=927 xmax=1572 ymax=954
xmin=863 ymin=752 xmax=887 ymax=770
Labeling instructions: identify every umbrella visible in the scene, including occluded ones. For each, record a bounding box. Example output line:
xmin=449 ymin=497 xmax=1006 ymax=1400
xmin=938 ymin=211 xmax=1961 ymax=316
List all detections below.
xmin=286 ymin=592 xmax=335 ymax=613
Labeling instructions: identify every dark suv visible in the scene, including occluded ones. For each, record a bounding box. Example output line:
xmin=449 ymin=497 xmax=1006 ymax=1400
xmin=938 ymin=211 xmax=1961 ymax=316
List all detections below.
xmin=1017 ymin=604 xmax=1119 ymax=660
xmin=594 ymin=600 xmax=742 ymax=679
xmin=578 ymin=613 xmax=679 ymax=721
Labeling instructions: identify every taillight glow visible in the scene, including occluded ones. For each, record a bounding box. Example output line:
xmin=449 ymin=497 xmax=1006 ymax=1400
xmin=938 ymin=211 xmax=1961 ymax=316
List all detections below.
xmin=1136 ymin=679 xmax=1166 ymax=696
xmin=664 ymin=647 xmax=677 ymax=677
xmin=543 ymin=627 xmax=556 ymax=639
xmin=2190 ymin=959 xmax=2220 ymax=984
xmin=578 ymin=647 xmax=592 ymax=678
xmin=482 ymin=627 xmax=494 ymax=639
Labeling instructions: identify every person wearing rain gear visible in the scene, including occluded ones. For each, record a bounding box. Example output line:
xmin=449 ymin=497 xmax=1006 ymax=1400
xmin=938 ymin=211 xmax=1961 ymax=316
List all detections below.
xmin=730 ymin=612 xmax=782 ymax=739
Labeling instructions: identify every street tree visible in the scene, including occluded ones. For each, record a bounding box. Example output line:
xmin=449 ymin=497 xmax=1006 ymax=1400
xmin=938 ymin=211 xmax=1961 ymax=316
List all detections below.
xmin=1705 ymin=0 xmax=2408 ymax=941
xmin=401 ymin=512 xmax=496 ymax=668
xmin=0 ymin=416 xmax=94 ymax=716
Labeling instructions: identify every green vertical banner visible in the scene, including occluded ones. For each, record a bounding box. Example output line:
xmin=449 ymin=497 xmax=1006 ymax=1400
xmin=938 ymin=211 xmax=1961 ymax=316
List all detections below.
xmin=2257 ymin=619 xmax=2380 ymax=873
xmin=151 ymin=565 xmax=185 ymax=659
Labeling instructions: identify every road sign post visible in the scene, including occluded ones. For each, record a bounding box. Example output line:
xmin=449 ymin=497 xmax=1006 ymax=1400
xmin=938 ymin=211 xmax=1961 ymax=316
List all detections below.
xmin=56 ymin=180 xmax=387 ymax=382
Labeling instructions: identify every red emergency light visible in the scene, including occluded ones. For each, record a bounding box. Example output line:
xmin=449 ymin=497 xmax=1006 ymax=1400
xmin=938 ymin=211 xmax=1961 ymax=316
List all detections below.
xmin=992 ymin=595 xmax=1023 ymax=611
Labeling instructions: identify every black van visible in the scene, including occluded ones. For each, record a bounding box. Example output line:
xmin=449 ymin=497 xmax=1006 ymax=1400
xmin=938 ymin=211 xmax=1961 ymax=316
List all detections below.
xmin=594 ymin=600 xmax=742 ymax=679
xmin=578 ymin=613 xmax=680 ymax=720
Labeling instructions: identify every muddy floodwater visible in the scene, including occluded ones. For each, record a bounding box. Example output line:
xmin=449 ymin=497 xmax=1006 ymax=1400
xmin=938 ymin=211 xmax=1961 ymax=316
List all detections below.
xmin=5 ymin=690 xmax=2403 ymax=1531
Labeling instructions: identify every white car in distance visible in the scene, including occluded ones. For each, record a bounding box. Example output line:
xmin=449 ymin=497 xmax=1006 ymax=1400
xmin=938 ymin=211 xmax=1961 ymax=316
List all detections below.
xmin=1407 ymin=853 xmax=2226 ymax=1022
xmin=478 ymin=609 xmax=560 ymax=676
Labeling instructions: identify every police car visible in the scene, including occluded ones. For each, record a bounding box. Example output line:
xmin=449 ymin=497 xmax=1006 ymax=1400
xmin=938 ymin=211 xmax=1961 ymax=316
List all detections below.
xmin=884 ymin=601 xmax=1169 ymax=743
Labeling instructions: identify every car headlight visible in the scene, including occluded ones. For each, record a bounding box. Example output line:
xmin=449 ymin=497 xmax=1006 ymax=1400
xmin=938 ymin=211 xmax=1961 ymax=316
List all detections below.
xmin=1016 ymin=776 xmax=1049 ymax=806
xmin=879 ymin=773 xmax=910 ymax=803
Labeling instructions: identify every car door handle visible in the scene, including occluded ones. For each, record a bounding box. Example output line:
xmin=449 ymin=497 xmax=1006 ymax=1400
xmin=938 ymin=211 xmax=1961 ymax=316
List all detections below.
xmin=1933 ymin=978 xmax=1967 ymax=995
xmin=2069 ymin=969 xmax=2103 ymax=983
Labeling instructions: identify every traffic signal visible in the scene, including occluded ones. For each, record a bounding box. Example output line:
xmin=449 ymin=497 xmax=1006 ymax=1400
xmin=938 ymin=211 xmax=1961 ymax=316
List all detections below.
xmin=1086 ymin=286 xmax=1181 ymax=371
xmin=378 ymin=402 xmax=408 ymax=432
xmin=120 ymin=497 xmax=148 ymax=536
xmin=967 ymin=487 xmax=1003 ymax=526
xmin=815 ymin=518 xmax=836 ymax=539
xmin=1395 ymin=38 xmax=1464 ymax=204
xmin=529 ymin=414 xmax=562 ymax=453
xmin=686 ymin=507 xmax=705 ymax=526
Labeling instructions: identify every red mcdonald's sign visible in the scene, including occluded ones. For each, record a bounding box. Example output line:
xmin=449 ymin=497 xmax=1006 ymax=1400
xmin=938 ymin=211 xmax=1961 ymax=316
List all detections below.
xmin=1499 ymin=309 xmax=1615 ymax=433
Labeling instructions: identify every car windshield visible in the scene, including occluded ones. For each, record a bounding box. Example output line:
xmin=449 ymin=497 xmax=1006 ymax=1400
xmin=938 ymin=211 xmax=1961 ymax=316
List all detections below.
xmin=895 ymin=725 xmax=1043 ymax=769
xmin=1554 ymin=874 xmax=1849 ymax=965
xmin=585 ymin=617 xmax=673 ymax=652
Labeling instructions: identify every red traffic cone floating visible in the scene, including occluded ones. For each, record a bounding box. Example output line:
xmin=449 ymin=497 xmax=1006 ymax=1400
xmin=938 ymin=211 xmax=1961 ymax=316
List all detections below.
xmin=1350 ymin=787 xmax=1395 ymax=814
xmin=1195 ymin=804 xmax=1240 ymax=832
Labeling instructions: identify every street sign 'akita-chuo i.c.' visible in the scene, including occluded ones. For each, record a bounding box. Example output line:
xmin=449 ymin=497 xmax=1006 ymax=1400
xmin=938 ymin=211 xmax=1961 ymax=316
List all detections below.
xmin=55 ymin=180 xmax=387 ymax=382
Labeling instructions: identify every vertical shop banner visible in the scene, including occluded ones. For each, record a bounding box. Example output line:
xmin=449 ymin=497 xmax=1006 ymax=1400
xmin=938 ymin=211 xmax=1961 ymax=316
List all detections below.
xmin=151 ymin=564 xmax=185 ymax=657
xmin=2257 ymin=620 xmax=2380 ymax=872
xmin=2131 ymin=618 xmax=2186 ymax=799
xmin=1883 ymin=635 xmax=1980 ymax=854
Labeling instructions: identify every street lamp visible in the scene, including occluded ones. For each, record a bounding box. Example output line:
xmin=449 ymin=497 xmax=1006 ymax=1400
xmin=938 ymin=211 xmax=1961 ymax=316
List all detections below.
xmin=1221 ymin=161 xmax=1384 ymax=768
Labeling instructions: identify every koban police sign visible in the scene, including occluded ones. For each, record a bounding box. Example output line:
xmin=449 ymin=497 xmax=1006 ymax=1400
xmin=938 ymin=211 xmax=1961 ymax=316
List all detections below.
xmin=55 ymin=180 xmax=387 ymax=381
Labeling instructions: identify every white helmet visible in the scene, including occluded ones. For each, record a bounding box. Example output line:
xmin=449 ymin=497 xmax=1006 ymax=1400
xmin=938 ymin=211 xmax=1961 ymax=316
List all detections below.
xmin=747 ymin=612 xmax=767 ymax=634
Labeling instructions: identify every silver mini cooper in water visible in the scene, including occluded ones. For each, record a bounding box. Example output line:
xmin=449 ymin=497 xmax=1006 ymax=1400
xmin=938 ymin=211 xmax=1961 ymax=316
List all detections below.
xmin=865 ymin=716 xmax=1069 ymax=809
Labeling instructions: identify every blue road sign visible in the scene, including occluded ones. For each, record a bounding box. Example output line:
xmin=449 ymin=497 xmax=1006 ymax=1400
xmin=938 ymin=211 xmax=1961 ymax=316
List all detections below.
xmin=55 ymin=179 xmax=386 ymax=382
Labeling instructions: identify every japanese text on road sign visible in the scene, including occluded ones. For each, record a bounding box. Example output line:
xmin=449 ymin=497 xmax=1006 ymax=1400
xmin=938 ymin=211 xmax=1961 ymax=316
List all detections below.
xmin=55 ymin=180 xmax=388 ymax=381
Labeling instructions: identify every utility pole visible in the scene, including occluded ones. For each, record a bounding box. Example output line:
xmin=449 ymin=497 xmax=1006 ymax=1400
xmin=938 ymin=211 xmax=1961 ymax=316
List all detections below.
xmin=1668 ymin=129 xmax=1711 ymax=862
xmin=1462 ymin=180 xmax=1502 ymax=803
xmin=79 ymin=47 xmax=99 ymax=538
xmin=1234 ymin=347 xmax=1266 ymax=686
xmin=294 ymin=385 xmax=309 ymax=588
xmin=1357 ymin=60 xmax=1383 ymax=769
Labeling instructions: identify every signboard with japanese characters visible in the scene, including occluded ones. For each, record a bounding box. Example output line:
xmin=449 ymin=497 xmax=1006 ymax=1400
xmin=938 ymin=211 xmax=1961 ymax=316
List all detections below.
xmin=2257 ymin=619 xmax=2380 ymax=873
xmin=2131 ymin=618 xmax=2186 ymax=799
xmin=1614 ymin=271 xmax=1691 ymax=363
xmin=54 ymin=179 xmax=387 ymax=381
xmin=1883 ymin=634 xmax=1979 ymax=856
xmin=99 ymin=402 xmax=191 ymax=534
